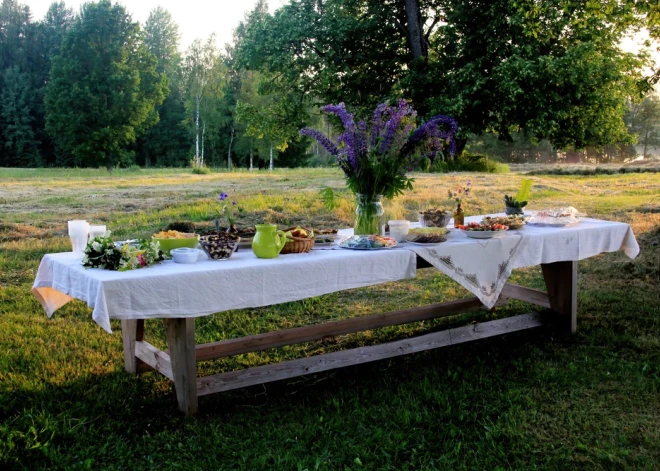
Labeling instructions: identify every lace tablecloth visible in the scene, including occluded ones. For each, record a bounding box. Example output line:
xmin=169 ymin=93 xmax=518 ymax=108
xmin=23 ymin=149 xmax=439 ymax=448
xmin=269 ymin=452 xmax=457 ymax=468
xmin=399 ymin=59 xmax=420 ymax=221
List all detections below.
xmin=32 ymin=216 xmax=638 ymax=332
xmin=406 ymin=216 xmax=639 ymax=308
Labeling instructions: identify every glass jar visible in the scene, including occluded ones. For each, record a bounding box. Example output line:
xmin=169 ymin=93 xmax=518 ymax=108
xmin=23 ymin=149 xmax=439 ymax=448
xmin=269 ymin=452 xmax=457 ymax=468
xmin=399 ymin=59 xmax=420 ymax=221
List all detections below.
xmin=453 ymin=204 xmax=465 ymax=228
xmin=355 ymin=193 xmax=385 ymax=235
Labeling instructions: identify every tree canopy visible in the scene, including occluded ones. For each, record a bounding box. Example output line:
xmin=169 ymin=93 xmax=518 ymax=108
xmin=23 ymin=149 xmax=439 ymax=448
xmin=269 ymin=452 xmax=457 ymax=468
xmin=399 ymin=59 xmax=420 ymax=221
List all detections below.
xmin=44 ymin=0 xmax=167 ymax=170
xmin=235 ymin=0 xmax=660 ymax=153
xmin=0 ymin=0 xmax=659 ymax=169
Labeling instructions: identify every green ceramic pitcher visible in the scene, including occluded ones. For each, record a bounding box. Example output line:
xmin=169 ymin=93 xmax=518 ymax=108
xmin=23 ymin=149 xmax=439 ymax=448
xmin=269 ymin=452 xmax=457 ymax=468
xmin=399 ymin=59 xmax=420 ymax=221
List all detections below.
xmin=252 ymin=224 xmax=287 ymax=259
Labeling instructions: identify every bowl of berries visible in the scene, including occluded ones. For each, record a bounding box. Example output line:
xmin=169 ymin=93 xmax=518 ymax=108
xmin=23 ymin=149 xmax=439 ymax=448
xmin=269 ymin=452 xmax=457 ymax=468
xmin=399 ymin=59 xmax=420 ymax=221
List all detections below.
xmin=458 ymin=222 xmax=509 ymax=239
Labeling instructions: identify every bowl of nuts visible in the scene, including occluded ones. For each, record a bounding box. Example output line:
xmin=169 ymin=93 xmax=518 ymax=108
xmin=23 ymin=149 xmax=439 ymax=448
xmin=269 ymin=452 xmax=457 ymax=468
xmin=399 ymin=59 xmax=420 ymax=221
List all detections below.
xmin=198 ymin=232 xmax=240 ymax=260
xmin=418 ymin=208 xmax=452 ymax=228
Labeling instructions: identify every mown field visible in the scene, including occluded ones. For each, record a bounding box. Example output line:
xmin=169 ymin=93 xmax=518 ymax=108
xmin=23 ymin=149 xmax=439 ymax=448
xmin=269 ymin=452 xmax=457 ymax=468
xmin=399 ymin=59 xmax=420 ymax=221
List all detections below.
xmin=1 ymin=167 xmax=659 ymax=470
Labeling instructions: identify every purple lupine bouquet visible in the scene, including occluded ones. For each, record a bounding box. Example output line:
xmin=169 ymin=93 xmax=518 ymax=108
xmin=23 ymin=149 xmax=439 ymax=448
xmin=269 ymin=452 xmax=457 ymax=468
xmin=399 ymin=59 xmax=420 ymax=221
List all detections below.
xmin=300 ymin=100 xmax=458 ymax=199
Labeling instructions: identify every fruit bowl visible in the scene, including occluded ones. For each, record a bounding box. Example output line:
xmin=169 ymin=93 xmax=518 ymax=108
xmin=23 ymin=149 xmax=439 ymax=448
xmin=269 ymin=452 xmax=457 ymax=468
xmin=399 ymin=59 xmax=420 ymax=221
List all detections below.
xmin=281 ymin=227 xmax=315 ymax=254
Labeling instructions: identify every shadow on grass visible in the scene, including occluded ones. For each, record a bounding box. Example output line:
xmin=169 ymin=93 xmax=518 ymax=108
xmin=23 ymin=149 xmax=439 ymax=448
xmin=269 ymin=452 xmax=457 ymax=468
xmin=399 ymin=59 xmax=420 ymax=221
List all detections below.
xmin=1 ymin=323 xmax=567 ymax=470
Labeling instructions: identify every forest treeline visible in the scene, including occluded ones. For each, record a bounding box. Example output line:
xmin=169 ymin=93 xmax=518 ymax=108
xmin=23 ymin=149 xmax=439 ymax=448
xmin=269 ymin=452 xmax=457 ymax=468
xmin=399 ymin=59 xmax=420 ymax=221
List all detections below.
xmin=0 ymin=0 xmax=659 ymax=170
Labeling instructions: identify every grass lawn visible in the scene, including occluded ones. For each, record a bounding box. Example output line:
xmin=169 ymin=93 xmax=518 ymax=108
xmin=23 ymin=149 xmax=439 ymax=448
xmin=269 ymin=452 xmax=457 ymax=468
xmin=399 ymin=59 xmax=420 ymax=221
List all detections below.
xmin=0 ymin=167 xmax=659 ymax=470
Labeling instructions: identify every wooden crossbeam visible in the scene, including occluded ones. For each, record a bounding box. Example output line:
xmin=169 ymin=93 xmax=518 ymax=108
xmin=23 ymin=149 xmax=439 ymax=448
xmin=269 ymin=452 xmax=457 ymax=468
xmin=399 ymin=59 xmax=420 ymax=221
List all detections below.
xmin=500 ymin=283 xmax=552 ymax=309
xmin=195 ymin=297 xmax=487 ymax=362
xmin=135 ymin=340 xmax=174 ymax=381
xmin=197 ymin=312 xmax=545 ymax=395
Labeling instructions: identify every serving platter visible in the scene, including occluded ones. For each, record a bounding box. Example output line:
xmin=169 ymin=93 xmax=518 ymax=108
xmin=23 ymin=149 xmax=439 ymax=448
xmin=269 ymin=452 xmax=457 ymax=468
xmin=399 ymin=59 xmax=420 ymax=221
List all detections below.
xmin=526 ymin=218 xmax=581 ymax=228
xmin=406 ymin=240 xmax=447 ymax=246
xmin=339 ymin=235 xmax=397 ymax=250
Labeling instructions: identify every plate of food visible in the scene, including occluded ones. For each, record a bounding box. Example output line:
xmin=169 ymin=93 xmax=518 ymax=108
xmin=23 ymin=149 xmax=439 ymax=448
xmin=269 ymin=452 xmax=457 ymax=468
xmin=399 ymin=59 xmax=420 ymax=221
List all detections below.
xmin=404 ymin=227 xmax=449 ymax=244
xmin=339 ymin=235 xmax=397 ymax=250
xmin=459 ymin=222 xmax=509 ymax=239
xmin=481 ymin=215 xmax=526 ymax=229
xmin=527 ymin=207 xmax=582 ymax=227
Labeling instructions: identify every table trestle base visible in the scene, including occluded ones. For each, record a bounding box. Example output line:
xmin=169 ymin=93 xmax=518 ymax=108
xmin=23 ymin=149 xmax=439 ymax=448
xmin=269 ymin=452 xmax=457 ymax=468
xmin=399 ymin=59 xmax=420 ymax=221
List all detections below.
xmin=120 ymin=260 xmax=578 ymax=416
xmin=195 ymin=296 xmax=497 ymax=362
xmin=197 ymin=312 xmax=546 ymax=396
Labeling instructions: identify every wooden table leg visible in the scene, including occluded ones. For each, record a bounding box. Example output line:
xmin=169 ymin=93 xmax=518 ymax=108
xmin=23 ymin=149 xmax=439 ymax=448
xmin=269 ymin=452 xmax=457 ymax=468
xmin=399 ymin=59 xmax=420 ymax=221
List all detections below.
xmin=541 ymin=261 xmax=578 ymax=333
xmin=121 ymin=319 xmax=144 ymax=373
xmin=164 ymin=318 xmax=198 ymax=416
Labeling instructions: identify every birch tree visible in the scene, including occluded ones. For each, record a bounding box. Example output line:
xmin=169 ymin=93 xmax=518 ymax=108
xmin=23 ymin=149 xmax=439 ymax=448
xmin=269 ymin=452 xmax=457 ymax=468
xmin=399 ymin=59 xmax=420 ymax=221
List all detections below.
xmin=184 ymin=35 xmax=218 ymax=167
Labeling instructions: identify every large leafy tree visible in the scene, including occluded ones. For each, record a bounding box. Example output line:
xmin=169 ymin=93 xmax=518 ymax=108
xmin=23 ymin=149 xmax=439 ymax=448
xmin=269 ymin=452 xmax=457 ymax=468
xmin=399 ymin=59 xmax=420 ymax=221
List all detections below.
xmin=236 ymin=76 xmax=309 ymax=170
xmin=32 ymin=1 xmax=75 ymax=165
xmin=1 ymin=65 xmax=39 ymax=165
xmin=136 ymin=6 xmax=189 ymax=167
xmin=45 ymin=0 xmax=167 ymax=170
xmin=627 ymin=93 xmax=660 ymax=158
xmin=0 ymin=0 xmax=40 ymax=166
xmin=236 ymin=0 xmax=659 ymax=154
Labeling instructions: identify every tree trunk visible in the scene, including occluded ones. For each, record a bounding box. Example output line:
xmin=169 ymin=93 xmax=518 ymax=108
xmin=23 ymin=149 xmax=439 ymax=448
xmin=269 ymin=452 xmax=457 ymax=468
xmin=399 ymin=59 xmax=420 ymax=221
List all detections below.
xmin=404 ymin=0 xmax=427 ymax=60
xmin=195 ymin=97 xmax=201 ymax=166
xmin=454 ymin=137 xmax=468 ymax=158
xmin=201 ymin=121 xmax=205 ymax=167
xmin=249 ymin=141 xmax=254 ymax=171
xmin=227 ymin=125 xmax=234 ymax=170
xmin=643 ymin=129 xmax=649 ymax=159
xmin=269 ymin=144 xmax=274 ymax=170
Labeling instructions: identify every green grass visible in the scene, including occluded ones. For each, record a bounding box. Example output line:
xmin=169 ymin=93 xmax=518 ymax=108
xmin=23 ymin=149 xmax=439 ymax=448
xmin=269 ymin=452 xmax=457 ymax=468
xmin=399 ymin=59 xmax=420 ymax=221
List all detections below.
xmin=1 ymin=168 xmax=659 ymax=470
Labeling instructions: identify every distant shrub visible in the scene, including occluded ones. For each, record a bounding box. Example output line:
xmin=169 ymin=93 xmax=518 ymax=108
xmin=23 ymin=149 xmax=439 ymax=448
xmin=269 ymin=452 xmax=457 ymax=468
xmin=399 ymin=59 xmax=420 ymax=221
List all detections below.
xmin=192 ymin=166 xmax=211 ymax=175
xmin=125 ymin=164 xmax=142 ymax=173
xmin=165 ymin=221 xmax=196 ymax=233
xmin=526 ymin=166 xmax=660 ymax=176
xmin=431 ymin=154 xmax=510 ymax=174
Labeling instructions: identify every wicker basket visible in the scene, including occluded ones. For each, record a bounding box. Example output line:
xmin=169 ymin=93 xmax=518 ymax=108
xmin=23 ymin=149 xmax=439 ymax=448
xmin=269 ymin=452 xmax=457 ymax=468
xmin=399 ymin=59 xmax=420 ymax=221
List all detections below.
xmin=281 ymin=227 xmax=314 ymax=254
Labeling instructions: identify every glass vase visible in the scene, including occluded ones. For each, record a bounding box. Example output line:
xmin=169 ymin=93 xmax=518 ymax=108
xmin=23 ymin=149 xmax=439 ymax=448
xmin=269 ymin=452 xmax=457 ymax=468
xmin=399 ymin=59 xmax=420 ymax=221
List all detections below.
xmin=355 ymin=193 xmax=385 ymax=236
xmin=453 ymin=204 xmax=465 ymax=228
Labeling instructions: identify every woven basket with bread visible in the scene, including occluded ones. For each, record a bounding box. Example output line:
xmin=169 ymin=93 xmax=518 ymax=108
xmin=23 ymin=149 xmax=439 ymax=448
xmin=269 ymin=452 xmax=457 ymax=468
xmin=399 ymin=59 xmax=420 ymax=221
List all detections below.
xmin=281 ymin=227 xmax=315 ymax=254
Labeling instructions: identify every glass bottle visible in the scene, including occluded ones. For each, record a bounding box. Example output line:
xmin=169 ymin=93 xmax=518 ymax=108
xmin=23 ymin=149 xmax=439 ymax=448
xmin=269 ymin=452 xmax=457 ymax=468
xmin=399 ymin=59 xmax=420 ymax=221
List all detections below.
xmin=355 ymin=193 xmax=385 ymax=235
xmin=453 ymin=203 xmax=465 ymax=228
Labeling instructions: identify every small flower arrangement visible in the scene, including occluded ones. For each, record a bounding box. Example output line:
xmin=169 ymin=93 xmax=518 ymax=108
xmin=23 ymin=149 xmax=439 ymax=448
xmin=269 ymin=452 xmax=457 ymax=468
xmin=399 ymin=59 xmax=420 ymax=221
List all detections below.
xmin=82 ymin=236 xmax=164 ymax=271
xmin=448 ymin=180 xmax=472 ymax=205
xmin=215 ymin=191 xmax=243 ymax=231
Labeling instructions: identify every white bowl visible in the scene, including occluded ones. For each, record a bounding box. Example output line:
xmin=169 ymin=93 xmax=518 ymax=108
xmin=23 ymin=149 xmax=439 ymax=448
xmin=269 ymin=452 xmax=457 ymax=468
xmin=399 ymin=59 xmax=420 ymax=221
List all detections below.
xmin=461 ymin=229 xmax=508 ymax=239
xmin=388 ymin=220 xmax=410 ymax=242
xmin=170 ymin=247 xmax=201 ymax=264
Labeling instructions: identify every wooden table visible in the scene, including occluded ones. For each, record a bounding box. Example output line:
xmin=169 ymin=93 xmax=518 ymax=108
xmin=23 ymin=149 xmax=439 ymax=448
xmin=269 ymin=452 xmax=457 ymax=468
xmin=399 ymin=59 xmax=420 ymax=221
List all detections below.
xmin=120 ymin=257 xmax=577 ymax=416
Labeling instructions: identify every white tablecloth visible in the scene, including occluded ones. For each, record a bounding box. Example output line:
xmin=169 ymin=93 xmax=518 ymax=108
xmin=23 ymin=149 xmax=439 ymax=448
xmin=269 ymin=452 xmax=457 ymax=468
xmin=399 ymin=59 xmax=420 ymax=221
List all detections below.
xmin=32 ymin=246 xmax=417 ymax=333
xmin=32 ymin=216 xmax=639 ymax=332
